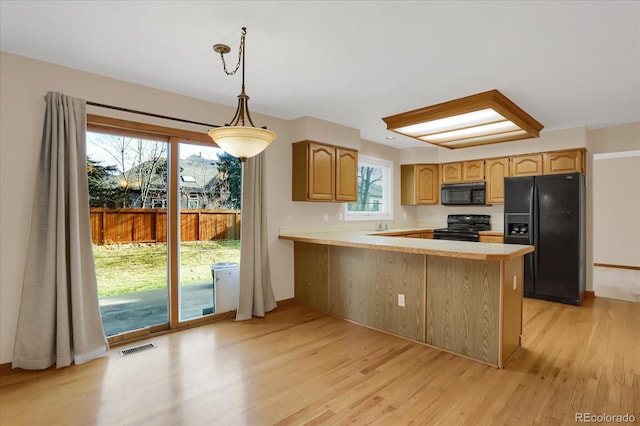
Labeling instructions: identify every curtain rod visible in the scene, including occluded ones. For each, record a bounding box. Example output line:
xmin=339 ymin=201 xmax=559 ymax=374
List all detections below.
xmin=86 ymin=101 xmax=221 ymax=128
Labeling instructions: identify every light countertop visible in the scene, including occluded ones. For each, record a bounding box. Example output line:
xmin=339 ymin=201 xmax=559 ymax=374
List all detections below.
xmin=279 ymin=228 xmax=532 ymax=261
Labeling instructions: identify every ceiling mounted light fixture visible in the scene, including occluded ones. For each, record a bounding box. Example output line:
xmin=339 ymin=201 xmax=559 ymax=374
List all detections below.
xmin=208 ymin=27 xmax=276 ymax=161
xmin=382 ymin=90 xmax=543 ymax=149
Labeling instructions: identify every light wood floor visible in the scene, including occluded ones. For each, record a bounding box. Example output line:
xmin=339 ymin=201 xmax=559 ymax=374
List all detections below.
xmin=1 ymin=297 xmax=638 ymax=425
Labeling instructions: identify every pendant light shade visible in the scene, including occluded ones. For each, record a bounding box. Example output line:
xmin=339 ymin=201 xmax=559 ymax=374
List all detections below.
xmin=209 ymin=27 xmax=276 ymax=161
xmin=208 ymin=126 xmax=276 ymax=160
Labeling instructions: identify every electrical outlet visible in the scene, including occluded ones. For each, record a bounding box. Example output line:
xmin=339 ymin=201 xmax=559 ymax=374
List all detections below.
xmin=323 ymin=213 xmax=329 ymax=222
xmin=513 ymin=275 xmax=517 ymax=290
xmin=398 ymin=294 xmax=405 ymax=307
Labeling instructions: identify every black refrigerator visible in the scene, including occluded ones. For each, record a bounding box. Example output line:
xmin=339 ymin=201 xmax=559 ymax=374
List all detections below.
xmin=503 ymin=172 xmax=585 ymax=305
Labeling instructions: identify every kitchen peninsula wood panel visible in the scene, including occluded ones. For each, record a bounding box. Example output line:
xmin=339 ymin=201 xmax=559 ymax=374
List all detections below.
xmin=282 ymin=229 xmax=531 ymax=368
xmin=294 ymin=242 xmax=329 ymax=311
xmin=501 ymin=257 xmax=524 ymax=363
xmin=426 ymin=257 xmax=500 ymax=365
xmin=330 ymin=246 xmax=425 ymax=341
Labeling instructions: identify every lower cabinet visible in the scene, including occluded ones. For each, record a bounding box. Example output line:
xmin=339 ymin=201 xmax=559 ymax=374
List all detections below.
xmin=479 ymin=233 xmax=504 ymax=243
xmin=405 ymin=231 xmax=434 ymax=239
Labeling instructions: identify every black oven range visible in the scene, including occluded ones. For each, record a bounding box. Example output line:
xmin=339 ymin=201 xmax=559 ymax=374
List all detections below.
xmin=433 ymin=214 xmax=491 ymax=242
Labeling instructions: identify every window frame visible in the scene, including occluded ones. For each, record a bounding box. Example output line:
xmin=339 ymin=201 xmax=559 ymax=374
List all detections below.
xmin=344 ymin=155 xmax=394 ymax=222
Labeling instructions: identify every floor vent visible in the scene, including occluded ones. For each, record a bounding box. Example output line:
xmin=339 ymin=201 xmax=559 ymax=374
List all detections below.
xmin=119 ymin=343 xmax=157 ymax=357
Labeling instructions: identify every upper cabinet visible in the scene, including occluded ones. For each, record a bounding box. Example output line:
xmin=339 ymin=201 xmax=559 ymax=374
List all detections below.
xmin=336 ymin=147 xmax=358 ymax=201
xmin=485 ymin=157 xmax=510 ymax=204
xmin=441 ymin=160 xmax=485 ymax=184
xmin=543 ymin=149 xmax=584 ymax=175
xmin=463 ymin=160 xmax=485 ymax=181
xmin=292 ymin=140 xmax=358 ymax=202
xmin=401 ymin=164 xmax=439 ymax=205
xmin=440 ymin=162 xmax=462 ymax=183
xmin=510 ymin=154 xmax=543 ymax=177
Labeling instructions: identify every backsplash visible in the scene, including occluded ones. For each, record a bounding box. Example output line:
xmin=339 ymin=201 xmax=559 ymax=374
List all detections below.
xmin=416 ymin=204 xmax=505 ymax=231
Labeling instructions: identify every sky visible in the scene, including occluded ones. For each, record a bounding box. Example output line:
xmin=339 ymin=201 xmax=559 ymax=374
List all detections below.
xmin=86 ymin=131 xmax=224 ymax=170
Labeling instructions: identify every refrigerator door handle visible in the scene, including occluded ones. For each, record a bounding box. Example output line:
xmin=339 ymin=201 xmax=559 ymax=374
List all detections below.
xmin=528 ymin=186 xmax=535 ymax=246
xmin=528 ymin=184 xmax=536 ymax=278
xmin=533 ymin=185 xmax=539 ymax=278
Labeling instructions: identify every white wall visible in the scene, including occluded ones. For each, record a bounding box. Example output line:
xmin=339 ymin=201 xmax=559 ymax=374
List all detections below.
xmin=587 ymin=124 xmax=640 ymax=302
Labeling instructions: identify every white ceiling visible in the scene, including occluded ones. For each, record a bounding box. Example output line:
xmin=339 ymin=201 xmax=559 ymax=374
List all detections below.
xmin=1 ymin=1 xmax=638 ymax=149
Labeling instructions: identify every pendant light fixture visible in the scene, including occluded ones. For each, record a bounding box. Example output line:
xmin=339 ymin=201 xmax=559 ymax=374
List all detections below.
xmin=382 ymin=90 xmax=543 ymax=149
xmin=208 ymin=27 xmax=276 ymax=161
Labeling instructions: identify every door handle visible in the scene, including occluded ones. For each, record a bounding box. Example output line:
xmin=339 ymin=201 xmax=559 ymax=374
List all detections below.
xmin=533 ymin=185 xmax=539 ymax=278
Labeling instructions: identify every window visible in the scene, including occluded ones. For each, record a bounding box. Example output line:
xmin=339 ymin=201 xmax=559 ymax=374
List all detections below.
xmin=345 ymin=155 xmax=393 ymax=221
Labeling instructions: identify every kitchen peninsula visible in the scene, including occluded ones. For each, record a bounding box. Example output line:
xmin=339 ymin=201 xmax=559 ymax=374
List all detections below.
xmin=279 ymin=229 xmax=534 ymax=368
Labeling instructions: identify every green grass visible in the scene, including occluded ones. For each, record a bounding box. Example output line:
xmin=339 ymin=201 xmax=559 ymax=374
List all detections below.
xmin=93 ymin=240 xmax=240 ymax=297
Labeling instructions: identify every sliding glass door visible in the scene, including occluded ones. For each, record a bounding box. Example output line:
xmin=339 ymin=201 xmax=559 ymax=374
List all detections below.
xmin=177 ymin=142 xmax=241 ymax=321
xmin=87 ymin=131 xmax=169 ymax=336
xmin=87 ymin=126 xmax=242 ymax=338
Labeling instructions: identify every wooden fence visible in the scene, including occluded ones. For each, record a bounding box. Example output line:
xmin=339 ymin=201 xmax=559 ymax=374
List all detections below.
xmin=89 ymin=208 xmax=241 ymax=245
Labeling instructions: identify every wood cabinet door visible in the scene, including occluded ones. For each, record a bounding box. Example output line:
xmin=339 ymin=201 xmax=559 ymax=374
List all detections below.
xmin=510 ymin=154 xmax=543 ymax=177
xmin=336 ymin=148 xmax=358 ymax=201
xmin=463 ymin=160 xmax=485 ymax=181
xmin=543 ymin=149 xmax=584 ymax=175
xmin=479 ymin=235 xmax=504 ymax=243
xmin=416 ymin=164 xmax=439 ymax=204
xmin=400 ymin=164 xmax=417 ymax=205
xmin=307 ymin=142 xmax=335 ymax=200
xmin=441 ymin=162 xmax=462 ymax=183
xmin=485 ymin=157 xmax=509 ymax=204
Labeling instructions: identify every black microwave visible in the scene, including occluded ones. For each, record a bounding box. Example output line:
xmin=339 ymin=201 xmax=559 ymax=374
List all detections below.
xmin=441 ymin=182 xmax=486 ymax=206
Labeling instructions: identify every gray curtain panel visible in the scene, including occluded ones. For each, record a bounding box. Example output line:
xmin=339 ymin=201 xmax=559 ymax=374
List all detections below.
xmin=12 ymin=92 xmax=109 ymax=369
xmin=236 ymin=152 xmax=277 ymax=320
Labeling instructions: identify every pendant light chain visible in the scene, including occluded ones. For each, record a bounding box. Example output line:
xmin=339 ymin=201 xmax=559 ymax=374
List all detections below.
xmin=218 ymin=28 xmax=245 ymax=76
xmin=208 ymin=26 xmax=277 ymax=160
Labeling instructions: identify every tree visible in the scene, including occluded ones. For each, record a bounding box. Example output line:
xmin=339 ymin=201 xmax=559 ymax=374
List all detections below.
xmin=211 ymin=152 xmax=242 ymax=210
xmin=87 ymin=133 xmax=167 ymax=207
xmin=86 ymin=157 xmax=127 ymax=207
xmin=357 ymin=165 xmax=383 ymax=211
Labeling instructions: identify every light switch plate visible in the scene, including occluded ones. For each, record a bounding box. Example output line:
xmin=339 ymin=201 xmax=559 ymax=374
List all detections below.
xmin=398 ymin=294 xmax=405 ymax=307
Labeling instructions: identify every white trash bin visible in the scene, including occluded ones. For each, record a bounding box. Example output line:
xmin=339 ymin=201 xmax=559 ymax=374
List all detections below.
xmin=210 ymin=262 xmax=239 ymax=313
